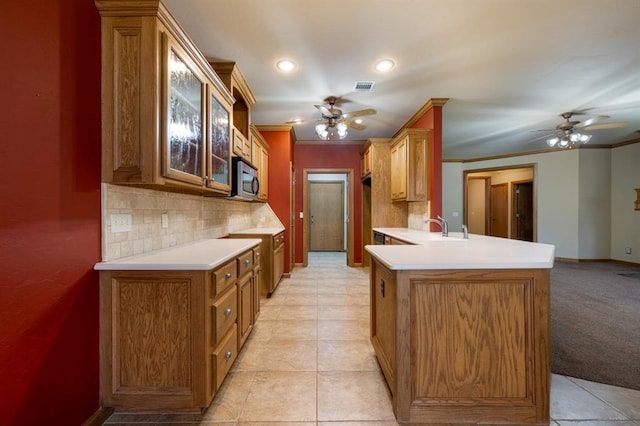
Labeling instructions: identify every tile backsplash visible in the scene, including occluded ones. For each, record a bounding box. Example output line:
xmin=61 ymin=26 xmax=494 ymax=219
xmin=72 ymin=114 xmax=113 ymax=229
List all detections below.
xmin=102 ymin=184 xmax=282 ymax=261
xmin=407 ymin=200 xmax=431 ymax=230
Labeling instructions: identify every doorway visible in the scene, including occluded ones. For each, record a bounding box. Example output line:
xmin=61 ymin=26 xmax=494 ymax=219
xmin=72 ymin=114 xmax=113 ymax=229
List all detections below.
xmin=309 ymin=181 xmax=345 ymax=251
xmin=464 ymin=165 xmax=536 ymax=241
xmin=302 ymin=169 xmax=354 ymax=266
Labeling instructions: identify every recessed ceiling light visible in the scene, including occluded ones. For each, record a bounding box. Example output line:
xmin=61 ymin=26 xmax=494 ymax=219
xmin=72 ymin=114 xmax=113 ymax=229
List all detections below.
xmin=375 ymin=59 xmax=395 ymax=72
xmin=354 ymin=119 xmax=363 ymax=124
xmin=276 ymin=59 xmax=297 ymax=72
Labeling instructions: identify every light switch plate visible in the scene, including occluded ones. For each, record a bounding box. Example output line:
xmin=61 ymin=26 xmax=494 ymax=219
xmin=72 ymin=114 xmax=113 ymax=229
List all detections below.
xmin=161 ymin=213 xmax=169 ymax=229
xmin=110 ymin=214 xmax=132 ymax=233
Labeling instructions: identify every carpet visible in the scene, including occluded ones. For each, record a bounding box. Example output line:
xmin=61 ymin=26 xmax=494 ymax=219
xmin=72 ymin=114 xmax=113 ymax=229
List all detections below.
xmin=551 ymin=261 xmax=640 ymax=390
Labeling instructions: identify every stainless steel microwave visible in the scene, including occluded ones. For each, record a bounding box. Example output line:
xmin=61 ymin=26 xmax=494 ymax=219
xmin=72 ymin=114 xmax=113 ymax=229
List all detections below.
xmin=231 ymin=157 xmax=259 ymax=201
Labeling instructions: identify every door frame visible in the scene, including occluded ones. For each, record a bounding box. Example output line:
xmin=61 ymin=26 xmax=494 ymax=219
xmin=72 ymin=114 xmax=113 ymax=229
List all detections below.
xmin=302 ymin=168 xmax=355 ymax=267
xmin=463 ymin=164 xmax=537 ymax=241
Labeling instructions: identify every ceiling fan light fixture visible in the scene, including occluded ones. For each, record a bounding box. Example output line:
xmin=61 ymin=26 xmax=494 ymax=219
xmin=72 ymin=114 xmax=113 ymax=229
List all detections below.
xmin=315 ymin=123 xmax=328 ymax=139
xmin=276 ymin=59 xmax=296 ymax=72
xmin=547 ymin=137 xmax=559 ymax=147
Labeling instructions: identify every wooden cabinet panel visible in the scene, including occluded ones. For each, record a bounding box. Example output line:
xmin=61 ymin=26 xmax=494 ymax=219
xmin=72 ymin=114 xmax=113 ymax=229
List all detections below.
xmin=370 ymin=261 xmax=396 ymax=392
xmin=361 ymin=145 xmax=372 ymax=179
xmin=228 ymin=231 xmax=285 ymax=297
xmin=212 ymin=259 xmax=237 ymax=296
xmin=237 ymin=274 xmax=253 ymax=348
xmin=390 ymin=129 xmax=430 ymax=202
xmin=251 ymin=126 xmax=269 ymax=201
xmin=212 ymin=324 xmax=238 ymax=391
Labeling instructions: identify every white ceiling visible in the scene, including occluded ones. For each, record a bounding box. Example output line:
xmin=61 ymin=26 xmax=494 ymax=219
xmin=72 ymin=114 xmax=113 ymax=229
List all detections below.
xmin=164 ymin=0 xmax=640 ymax=160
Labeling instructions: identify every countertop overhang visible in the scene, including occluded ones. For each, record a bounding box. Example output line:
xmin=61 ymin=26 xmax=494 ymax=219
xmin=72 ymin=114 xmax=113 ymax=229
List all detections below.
xmin=367 ymin=228 xmax=555 ymax=270
xmin=94 ymin=238 xmax=262 ymax=271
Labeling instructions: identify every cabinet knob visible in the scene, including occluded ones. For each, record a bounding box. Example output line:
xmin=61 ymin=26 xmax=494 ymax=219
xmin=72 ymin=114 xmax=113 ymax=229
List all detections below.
xmin=225 ymin=351 xmax=233 ymax=360
xmin=225 ymin=272 xmax=232 ymax=279
xmin=224 ymin=308 xmax=232 ymax=317
xmin=245 ymin=259 xmax=250 ymax=265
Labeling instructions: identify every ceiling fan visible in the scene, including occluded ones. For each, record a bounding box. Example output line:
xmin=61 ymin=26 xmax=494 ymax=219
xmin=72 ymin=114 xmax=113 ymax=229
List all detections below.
xmin=537 ymin=112 xmax=628 ymax=148
xmin=287 ymin=96 xmax=376 ymax=140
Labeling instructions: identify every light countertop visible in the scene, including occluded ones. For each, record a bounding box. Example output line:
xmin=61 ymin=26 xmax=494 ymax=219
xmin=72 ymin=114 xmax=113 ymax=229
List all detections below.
xmin=367 ymin=228 xmax=555 ymax=270
xmin=228 ymin=227 xmax=284 ymax=236
xmin=94 ymin=238 xmax=261 ymax=271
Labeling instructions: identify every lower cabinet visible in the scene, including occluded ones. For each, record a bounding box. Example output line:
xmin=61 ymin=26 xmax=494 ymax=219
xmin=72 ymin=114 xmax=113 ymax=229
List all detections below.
xmin=99 ymin=246 xmax=259 ymax=412
xmin=228 ymin=230 xmax=285 ymax=297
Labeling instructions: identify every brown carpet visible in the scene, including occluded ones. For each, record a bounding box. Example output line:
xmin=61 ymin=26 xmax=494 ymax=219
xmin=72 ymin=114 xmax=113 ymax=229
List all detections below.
xmin=551 ymin=261 xmax=640 ymax=390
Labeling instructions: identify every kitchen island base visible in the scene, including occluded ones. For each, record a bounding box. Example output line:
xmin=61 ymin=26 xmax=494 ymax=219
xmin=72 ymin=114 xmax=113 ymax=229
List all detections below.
xmin=370 ymin=260 xmax=550 ymax=425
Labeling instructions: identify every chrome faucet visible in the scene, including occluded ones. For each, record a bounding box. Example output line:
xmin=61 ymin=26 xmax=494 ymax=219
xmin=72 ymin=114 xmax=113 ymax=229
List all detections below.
xmin=462 ymin=224 xmax=469 ymax=239
xmin=424 ymin=215 xmax=448 ymax=237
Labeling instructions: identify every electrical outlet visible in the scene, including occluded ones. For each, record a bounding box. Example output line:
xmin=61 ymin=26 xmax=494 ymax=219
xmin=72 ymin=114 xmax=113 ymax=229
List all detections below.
xmin=625 ymin=247 xmax=632 ymax=254
xmin=110 ymin=214 xmax=132 ymax=233
xmin=161 ymin=213 xmax=169 ymax=229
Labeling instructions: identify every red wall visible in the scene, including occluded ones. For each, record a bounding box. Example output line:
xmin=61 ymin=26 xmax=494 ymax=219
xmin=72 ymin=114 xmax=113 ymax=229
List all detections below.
xmin=293 ymin=144 xmax=364 ymax=264
xmin=0 ymin=1 xmax=102 ymax=424
xmin=261 ymin=130 xmax=294 ymax=273
xmin=411 ymin=106 xmax=444 ymax=230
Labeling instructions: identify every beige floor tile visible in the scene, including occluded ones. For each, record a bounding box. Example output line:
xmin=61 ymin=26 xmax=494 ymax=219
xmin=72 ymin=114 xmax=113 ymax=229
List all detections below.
xmin=569 ymin=378 xmax=640 ymax=419
xmin=551 ymin=375 xmax=628 ymax=420
xmin=318 ymin=371 xmax=396 ymax=421
xmin=284 ymin=293 xmax=318 ymax=305
xmin=239 ymin=371 xmax=317 ymax=422
xmin=202 ymin=371 xmax=255 ymax=421
xmin=318 ymin=319 xmax=370 ymax=341
xmin=321 ymin=304 xmax=370 ymax=320
xmin=235 ymin=339 xmax=317 ymax=372
xmin=318 ymin=423 xmax=399 ymax=426
xmin=318 ymin=339 xmax=379 ymax=372
xmin=270 ymin=319 xmax=317 ymax=340
xmin=258 ymin=305 xmax=281 ymax=320
xmin=277 ymin=304 xmax=318 ymax=320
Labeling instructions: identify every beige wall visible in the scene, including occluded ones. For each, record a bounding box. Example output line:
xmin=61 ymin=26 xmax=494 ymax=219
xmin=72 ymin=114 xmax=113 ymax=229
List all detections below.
xmin=443 ymin=143 xmax=640 ymax=262
xmin=102 ymin=184 xmax=283 ymax=261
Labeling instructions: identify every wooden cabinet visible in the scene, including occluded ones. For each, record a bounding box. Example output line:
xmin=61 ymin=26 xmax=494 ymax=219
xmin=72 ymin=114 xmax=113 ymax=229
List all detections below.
xmin=252 ymin=248 xmax=261 ymax=322
xmin=228 ymin=230 xmax=285 ymax=297
xmin=369 ymin=258 xmax=550 ymax=424
xmin=251 ymin=126 xmax=269 ymax=201
xmin=210 ymin=61 xmax=256 ymax=163
xmin=361 ymin=145 xmax=372 ymax=179
xmin=98 ymin=245 xmax=259 ymax=412
xmin=390 ymin=129 xmax=430 ymax=202
xmin=95 ymin=1 xmax=235 ymax=196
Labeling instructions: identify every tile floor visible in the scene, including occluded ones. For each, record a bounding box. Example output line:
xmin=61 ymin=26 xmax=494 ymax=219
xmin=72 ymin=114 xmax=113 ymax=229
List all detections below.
xmin=105 ymin=252 xmax=640 ymax=425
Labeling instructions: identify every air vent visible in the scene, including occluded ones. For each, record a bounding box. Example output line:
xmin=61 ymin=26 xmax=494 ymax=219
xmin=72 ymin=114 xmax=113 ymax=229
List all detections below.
xmin=354 ymin=81 xmax=375 ymax=91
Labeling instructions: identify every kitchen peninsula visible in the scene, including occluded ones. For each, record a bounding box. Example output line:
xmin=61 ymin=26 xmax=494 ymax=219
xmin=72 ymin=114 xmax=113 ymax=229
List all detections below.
xmin=366 ymin=228 xmax=555 ymax=425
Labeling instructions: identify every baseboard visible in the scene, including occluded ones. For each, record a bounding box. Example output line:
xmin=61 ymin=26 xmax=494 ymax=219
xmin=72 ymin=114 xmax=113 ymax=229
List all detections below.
xmin=555 ymin=257 xmax=640 ymax=267
xmin=82 ymin=407 xmax=113 ymax=426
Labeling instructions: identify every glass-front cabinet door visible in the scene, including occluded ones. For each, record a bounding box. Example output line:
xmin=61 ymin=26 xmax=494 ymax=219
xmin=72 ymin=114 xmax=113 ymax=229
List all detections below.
xmin=207 ymin=87 xmax=231 ymax=192
xmin=163 ymin=36 xmax=206 ymax=186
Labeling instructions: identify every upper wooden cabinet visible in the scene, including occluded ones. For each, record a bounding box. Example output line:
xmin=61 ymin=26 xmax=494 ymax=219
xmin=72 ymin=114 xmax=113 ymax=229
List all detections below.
xmin=95 ymin=0 xmax=235 ymax=195
xmin=390 ymin=129 xmax=431 ymax=202
xmin=209 ymin=61 xmax=256 ymax=161
xmin=250 ymin=126 xmax=269 ymax=201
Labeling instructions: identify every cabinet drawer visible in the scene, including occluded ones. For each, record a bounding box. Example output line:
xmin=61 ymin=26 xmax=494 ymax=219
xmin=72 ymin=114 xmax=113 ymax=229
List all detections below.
xmin=237 ymin=250 xmax=253 ymax=277
xmin=213 ymin=260 xmax=237 ymax=296
xmin=273 ymin=232 xmax=284 ymax=247
xmin=212 ymin=324 xmax=238 ymax=391
xmin=212 ymin=285 xmax=237 ymax=346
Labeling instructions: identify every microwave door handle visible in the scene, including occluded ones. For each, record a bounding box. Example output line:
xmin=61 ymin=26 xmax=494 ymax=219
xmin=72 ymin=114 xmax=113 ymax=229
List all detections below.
xmin=252 ymin=176 xmax=259 ymax=195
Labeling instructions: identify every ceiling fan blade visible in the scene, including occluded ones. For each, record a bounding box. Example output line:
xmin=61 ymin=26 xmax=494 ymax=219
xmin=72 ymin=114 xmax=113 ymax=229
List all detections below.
xmin=343 ymin=120 xmax=366 ymax=131
xmin=575 ymin=115 xmax=610 ymax=128
xmin=314 ymin=105 xmax=332 ymax=116
xmin=342 ymin=108 xmax=376 ymax=119
xmin=583 ymin=121 xmax=628 ymax=130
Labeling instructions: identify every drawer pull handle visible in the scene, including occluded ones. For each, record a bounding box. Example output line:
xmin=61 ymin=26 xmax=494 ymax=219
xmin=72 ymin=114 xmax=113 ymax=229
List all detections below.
xmin=225 ymin=272 xmax=232 ymax=279
xmin=380 ymin=279 xmax=385 ymax=298
xmin=224 ymin=308 xmax=232 ymax=317
xmin=245 ymin=259 xmax=250 ymax=265
xmin=225 ymin=351 xmax=233 ymax=360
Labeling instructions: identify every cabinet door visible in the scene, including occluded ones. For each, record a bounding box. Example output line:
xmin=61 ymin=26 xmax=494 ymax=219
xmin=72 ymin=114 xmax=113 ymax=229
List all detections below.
xmin=258 ymin=145 xmax=268 ymax=200
xmin=390 ymin=137 xmax=407 ymax=200
xmin=272 ymin=242 xmax=284 ymax=292
xmin=237 ymin=274 xmax=253 ymax=348
xmin=371 ymin=261 xmax=396 ymax=392
xmin=361 ymin=147 xmax=371 ymax=178
xmin=163 ymin=36 xmax=206 ymax=186
xmin=408 ymin=133 xmax=429 ymax=201
xmin=206 ymin=85 xmax=231 ymax=192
